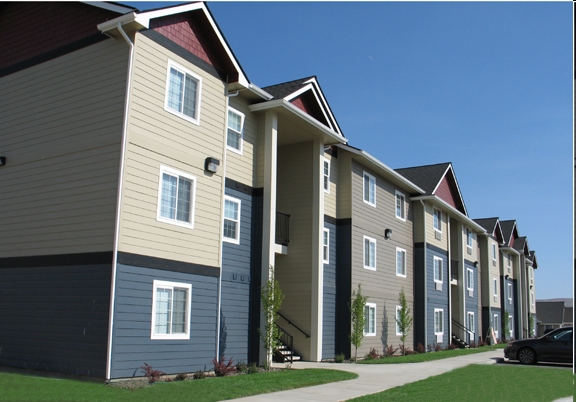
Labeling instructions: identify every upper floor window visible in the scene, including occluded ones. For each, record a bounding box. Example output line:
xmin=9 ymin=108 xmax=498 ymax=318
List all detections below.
xmin=364 ymin=236 xmax=377 ymax=270
xmin=227 ymin=108 xmax=244 ymax=153
xmin=507 ymin=283 xmax=512 ymax=304
xmin=465 ymin=228 xmax=473 ymax=249
xmin=364 ymin=303 xmax=376 ymax=336
xmin=323 ymin=228 xmax=330 ymax=264
xmin=151 ymin=280 xmax=191 ymax=340
xmin=223 ymin=196 xmax=241 ymax=244
xmin=493 ymin=277 xmax=498 ymax=301
xmin=396 ymin=247 xmax=406 ymax=277
xmin=530 ymin=292 xmax=534 ymax=309
xmin=165 ymin=61 xmax=202 ymax=124
xmin=466 ymin=268 xmax=474 ymax=292
xmin=529 ymin=267 xmax=533 ymax=283
xmin=506 ymin=254 xmax=511 ymax=273
xmin=491 ymin=242 xmax=497 ymax=264
xmin=363 ymin=172 xmax=376 ymax=206
xmin=395 ymin=191 xmax=406 ymax=221
xmin=323 ymin=159 xmax=330 ymax=193
xmin=433 ymin=208 xmax=442 ymax=232
xmin=433 ymin=256 xmax=443 ymax=283
xmin=157 ymin=166 xmax=196 ymax=228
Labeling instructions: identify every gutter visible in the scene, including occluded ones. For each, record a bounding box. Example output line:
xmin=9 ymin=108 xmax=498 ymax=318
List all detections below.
xmin=411 ymin=195 xmax=486 ymax=234
xmin=106 ymin=22 xmax=134 ymax=381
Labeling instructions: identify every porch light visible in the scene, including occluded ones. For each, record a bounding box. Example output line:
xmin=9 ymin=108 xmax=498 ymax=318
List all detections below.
xmin=0 ymin=156 xmax=5 ymax=166
xmin=384 ymin=229 xmax=392 ymax=239
xmin=205 ymin=157 xmax=220 ymax=173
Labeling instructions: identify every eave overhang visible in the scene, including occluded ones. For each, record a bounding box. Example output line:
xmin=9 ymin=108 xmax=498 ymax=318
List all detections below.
xmin=411 ymin=195 xmax=486 ymax=233
xmin=500 ymin=246 xmax=521 ymax=257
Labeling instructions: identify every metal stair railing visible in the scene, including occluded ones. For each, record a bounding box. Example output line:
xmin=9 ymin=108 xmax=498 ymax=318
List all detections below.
xmin=275 ymin=324 xmax=294 ymax=363
xmin=278 ymin=312 xmax=310 ymax=339
xmin=452 ymin=320 xmax=474 ymax=346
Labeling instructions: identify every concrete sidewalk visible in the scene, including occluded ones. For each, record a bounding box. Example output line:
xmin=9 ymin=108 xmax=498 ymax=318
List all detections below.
xmin=232 ymin=350 xmax=503 ymax=401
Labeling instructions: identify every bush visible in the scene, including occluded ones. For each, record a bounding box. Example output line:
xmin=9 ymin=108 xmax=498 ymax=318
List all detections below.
xmin=212 ymin=356 xmax=236 ymax=377
xmin=416 ymin=343 xmax=426 ymax=354
xmin=430 ymin=343 xmax=443 ymax=352
xmin=247 ymin=363 xmax=259 ymax=374
xmin=193 ymin=370 xmax=206 ymax=380
xmin=236 ymin=361 xmax=248 ymax=373
xmin=140 ymin=363 xmax=165 ymax=384
xmin=334 ymin=353 xmax=345 ymax=363
xmin=364 ymin=347 xmax=380 ymax=360
xmin=398 ymin=344 xmax=413 ymax=355
xmin=383 ymin=344 xmax=399 ymax=357
xmin=174 ymin=372 xmax=188 ymax=381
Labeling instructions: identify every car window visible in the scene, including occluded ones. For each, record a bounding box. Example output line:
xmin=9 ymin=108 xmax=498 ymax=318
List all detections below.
xmin=551 ymin=329 xmax=572 ymax=341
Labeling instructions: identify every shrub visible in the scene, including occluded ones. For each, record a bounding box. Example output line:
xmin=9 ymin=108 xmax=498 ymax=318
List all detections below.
xmin=398 ymin=344 xmax=413 ymax=355
xmin=247 ymin=363 xmax=259 ymax=374
xmin=478 ymin=339 xmax=486 ymax=347
xmin=193 ymin=370 xmax=206 ymax=380
xmin=366 ymin=347 xmax=380 ymax=360
xmin=212 ymin=356 xmax=236 ymax=377
xmin=383 ymin=344 xmax=399 ymax=357
xmin=431 ymin=343 xmax=443 ymax=352
xmin=174 ymin=372 xmax=188 ymax=381
xmin=469 ymin=341 xmax=477 ymax=348
xmin=448 ymin=343 xmax=458 ymax=350
xmin=140 ymin=363 xmax=165 ymax=384
xmin=334 ymin=353 xmax=345 ymax=363
xmin=236 ymin=361 xmax=248 ymax=373
xmin=416 ymin=343 xmax=426 ymax=354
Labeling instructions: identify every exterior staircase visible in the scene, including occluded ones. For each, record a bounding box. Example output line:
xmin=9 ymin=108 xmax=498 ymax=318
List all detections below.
xmin=273 ymin=324 xmax=301 ymax=363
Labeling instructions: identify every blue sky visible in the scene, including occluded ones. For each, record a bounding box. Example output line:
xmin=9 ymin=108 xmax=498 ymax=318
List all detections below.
xmin=121 ymin=1 xmax=573 ymax=300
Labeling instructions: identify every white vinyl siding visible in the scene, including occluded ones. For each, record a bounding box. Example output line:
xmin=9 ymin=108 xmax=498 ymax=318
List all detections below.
xmin=395 ymin=190 xmax=406 ymax=221
xmin=396 ymin=247 xmax=406 ymax=277
xmin=433 ymin=256 xmax=443 ymax=283
xmin=226 ymin=107 xmax=244 ymax=153
xmin=323 ymin=228 xmax=330 ymax=264
xmin=364 ymin=303 xmax=376 ymax=336
xmin=363 ymin=236 xmax=376 ymax=270
xmin=157 ymin=165 xmax=196 ymax=229
xmin=165 ymin=60 xmax=202 ymax=124
xmin=151 ymin=280 xmax=191 ymax=340
xmin=223 ymin=196 xmax=241 ymax=244
xmin=363 ymin=171 xmax=376 ymax=206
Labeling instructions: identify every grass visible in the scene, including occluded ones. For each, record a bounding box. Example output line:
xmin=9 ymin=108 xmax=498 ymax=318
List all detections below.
xmin=359 ymin=345 xmax=506 ymax=364
xmin=349 ymin=364 xmax=573 ymax=402
xmin=0 ymin=368 xmax=357 ymax=402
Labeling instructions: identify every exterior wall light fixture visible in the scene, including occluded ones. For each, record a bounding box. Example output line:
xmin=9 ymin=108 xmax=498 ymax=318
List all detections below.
xmin=205 ymin=157 xmax=220 ymax=173
xmin=0 ymin=156 xmax=5 ymax=166
xmin=384 ymin=229 xmax=392 ymax=239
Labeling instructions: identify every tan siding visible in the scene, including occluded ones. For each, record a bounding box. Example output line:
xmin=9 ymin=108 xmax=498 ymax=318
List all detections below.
xmin=462 ymin=225 xmax=478 ymax=261
xmin=0 ymin=39 xmax=127 ymax=257
xmin=425 ymin=204 xmax=449 ymax=250
xmin=489 ymin=240 xmax=501 ymax=308
xmin=323 ymin=152 xmax=337 ymax=218
xmin=117 ymin=33 xmax=225 ymax=268
xmin=225 ymin=95 xmax=257 ymax=186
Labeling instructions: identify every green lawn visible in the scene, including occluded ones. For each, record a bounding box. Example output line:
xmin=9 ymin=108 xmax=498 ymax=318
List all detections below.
xmin=349 ymin=364 xmax=573 ymax=402
xmin=359 ymin=345 xmax=505 ymax=364
xmin=0 ymin=368 xmax=357 ymax=402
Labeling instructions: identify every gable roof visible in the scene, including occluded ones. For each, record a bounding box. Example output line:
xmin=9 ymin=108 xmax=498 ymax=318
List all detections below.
xmin=473 ymin=217 xmax=504 ymax=242
xmin=513 ymin=236 xmax=530 ymax=256
xmin=530 ymin=250 xmax=538 ymax=269
xmin=500 ymin=220 xmax=518 ymax=247
xmin=535 ymin=301 xmax=566 ymax=324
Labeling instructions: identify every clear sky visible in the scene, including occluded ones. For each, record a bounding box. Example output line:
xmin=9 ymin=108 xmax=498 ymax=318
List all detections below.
xmin=121 ymin=1 xmax=573 ymax=300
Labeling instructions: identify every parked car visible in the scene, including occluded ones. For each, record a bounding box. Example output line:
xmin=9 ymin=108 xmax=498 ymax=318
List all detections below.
xmin=504 ymin=326 xmax=572 ymax=364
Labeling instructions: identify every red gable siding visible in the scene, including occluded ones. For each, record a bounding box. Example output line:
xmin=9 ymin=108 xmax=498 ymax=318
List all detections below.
xmin=0 ymin=3 xmax=120 ymax=70
xmin=290 ymin=91 xmax=329 ymax=126
xmin=434 ymin=176 xmax=458 ymax=209
xmin=291 ymin=97 xmax=311 ymax=114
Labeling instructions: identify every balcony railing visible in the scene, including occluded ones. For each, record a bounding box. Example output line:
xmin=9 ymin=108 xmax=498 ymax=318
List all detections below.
xmin=275 ymin=211 xmax=290 ymax=246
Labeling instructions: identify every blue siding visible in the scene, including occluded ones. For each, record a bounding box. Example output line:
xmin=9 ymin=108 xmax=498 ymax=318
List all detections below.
xmin=221 ymin=187 xmax=252 ymax=363
xmin=322 ymin=220 xmax=337 ymax=359
xmin=0 ymin=264 xmax=111 ymax=377
xmin=464 ymin=260 xmax=479 ymax=343
xmin=426 ymin=245 xmax=449 ymax=348
xmin=413 ymin=244 xmax=425 ymax=347
xmin=110 ymin=264 xmax=218 ymax=378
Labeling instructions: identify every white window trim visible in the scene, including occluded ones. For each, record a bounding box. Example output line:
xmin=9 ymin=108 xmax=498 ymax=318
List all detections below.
xmin=506 ymin=254 xmax=511 ymax=273
xmin=363 ymin=235 xmax=377 ymax=270
xmin=164 ymin=60 xmax=202 ymax=125
xmin=508 ymin=315 xmax=514 ymax=336
xmin=530 ymin=292 xmax=534 ymax=309
xmin=434 ymin=308 xmax=444 ymax=335
xmin=491 ymin=242 xmax=497 ymax=263
xmin=223 ymin=195 xmax=241 ymax=244
xmin=226 ymin=107 xmax=244 ymax=154
xmin=467 ymin=312 xmax=475 ymax=334
xmin=465 ymin=228 xmax=473 ymax=250
xmin=156 ymin=165 xmax=196 ymax=229
xmin=493 ymin=314 xmax=499 ymax=339
xmin=323 ymin=158 xmax=330 ymax=194
xmin=433 ymin=208 xmax=442 ymax=233
xmin=364 ymin=302 xmax=376 ymax=336
xmin=493 ymin=277 xmax=498 ymax=301
xmin=396 ymin=247 xmax=407 ymax=278
xmin=433 ymin=256 xmax=443 ymax=283
xmin=323 ymin=228 xmax=330 ymax=264
xmin=507 ymin=283 xmax=512 ymax=304
xmin=151 ymin=280 xmax=192 ymax=340
xmin=363 ymin=171 xmax=376 ymax=207
xmin=466 ymin=268 xmax=474 ymax=291
xmin=395 ymin=305 xmax=402 ymax=336
xmin=395 ymin=190 xmax=406 ymax=221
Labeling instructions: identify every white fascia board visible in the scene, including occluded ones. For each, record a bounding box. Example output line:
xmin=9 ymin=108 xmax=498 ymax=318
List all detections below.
xmin=97 ymin=12 xmax=141 ymax=32
xmin=431 ymin=164 xmax=468 ymax=217
xmin=83 ymin=1 xmax=135 ymax=14
xmin=411 ymin=195 xmax=486 ymax=234
xmin=249 ymin=99 xmax=347 ymax=145
xmin=500 ymin=246 xmax=521 ymax=256
xmin=284 ymin=83 xmax=337 ymax=133
xmin=248 ymin=83 xmax=273 ymax=100
xmin=336 ymin=145 xmax=425 ymax=194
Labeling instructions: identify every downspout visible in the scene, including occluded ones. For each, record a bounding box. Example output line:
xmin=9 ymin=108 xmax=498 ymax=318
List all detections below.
xmin=106 ymin=22 xmax=134 ymax=380
xmin=419 ymin=200 xmax=427 ymax=347
xmin=447 ymin=214 xmax=452 ymax=344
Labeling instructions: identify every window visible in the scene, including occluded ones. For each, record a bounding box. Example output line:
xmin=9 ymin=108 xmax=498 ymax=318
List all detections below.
xmin=396 ymin=306 xmax=402 ymax=335
xmin=506 ymin=254 xmax=511 ymax=273
xmin=530 ymin=292 xmax=534 ymax=309
xmin=323 ymin=158 xmax=330 ymax=193
xmin=226 ymin=107 xmax=244 ymax=153
xmin=363 ymin=236 xmax=376 ymax=270
xmin=529 ymin=267 xmax=533 ymax=283
xmin=323 ymin=228 xmax=330 ymax=264
xmin=467 ymin=312 xmax=475 ymax=334
xmin=434 ymin=309 xmax=444 ymax=334
xmin=433 ymin=256 xmax=443 ymax=283
xmin=151 ymin=280 xmax=191 ymax=340
xmin=493 ymin=278 xmax=498 ymax=301
xmin=491 ymin=242 xmax=496 ymax=264
xmin=157 ymin=166 xmax=196 ymax=228
xmin=466 ymin=228 xmax=473 ymax=249
xmin=223 ymin=196 xmax=241 ymax=244
xmin=507 ymin=283 xmax=512 ymax=304
xmin=508 ymin=315 xmax=513 ymax=337
xmin=433 ymin=208 xmax=442 ymax=232
xmin=493 ymin=314 xmax=499 ymax=339
xmin=466 ymin=268 xmax=474 ymax=291
xmin=165 ymin=61 xmax=202 ymax=124
xmin=363 ymin=172 xmax=376 ymax=206
xmin=396 ymin=247 xmax=406 ymax=277
xmin=395 ymin=191 xmax=406 ymax=220
xmin=364 ymin=303 xmax=376 ymax=336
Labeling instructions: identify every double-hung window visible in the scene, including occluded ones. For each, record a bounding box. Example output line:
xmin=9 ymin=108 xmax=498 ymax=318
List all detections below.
xmin=507 ymin=283 xmax=512 ymax=304
xmin=396 ymin=247 xmax=406 ymax=277
xmin=363 ymin=236 xmax=376 ymax=270
xmin=364 ymin=303 xmax=376 ymax=336
xmin=493 ymin=314 xmax=499 ymax=339
xmin=467 ymin=312 xmax=475 ymax=335
xmin=226 ymin=107 xmax=244 ymax=153
xmin=157 ymin=166 xmax=196 ymax=228
xmin=530 ymin=292 xmax=534 ymax=309
xmin=433 ymin=256 xmax=443 ymax=283
xmin=506 ymin=254 xmax=511 ymax=273
xmin=493 ymin=277 xmax=498 ymax=302
xmin=165 ymin=61 xmax=202 ymax=124
xmin=491 ymin=242 xmax=497 ymax=265
xmin=433 ymin=208 xmax=442 ymax=232
xmin=395 ymin=191 xmax=406 ymax=220
xmin=434 ymin=309 xmax=444 ymax=335
xmin=151 ymin=280 xmax=191 ymax=340
xmin=466 ymin=268 xmax=474 ymax=294
xmin=465 ymin=228 xmax=473 ymax=251
xmin=323 ymin=228 xmax=330 ymax=264
xmin=363 ymin=172 xmax=376 ymax=206
xmin=223 ymin=196 xmax=241 ymax=244
xmin=508 ymin=315 xmax=513 ymax=337
xmin=323 ymin=158 xmax=330 ymax=193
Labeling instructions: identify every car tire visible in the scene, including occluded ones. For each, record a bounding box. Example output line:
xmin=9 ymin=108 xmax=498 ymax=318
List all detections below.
xmin=517 ymin=347 xmax=536 ymax=364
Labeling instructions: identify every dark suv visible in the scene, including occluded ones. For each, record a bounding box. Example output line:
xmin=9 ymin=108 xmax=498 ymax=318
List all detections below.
xmin=504 ymin=326 xmax=572 ymax=364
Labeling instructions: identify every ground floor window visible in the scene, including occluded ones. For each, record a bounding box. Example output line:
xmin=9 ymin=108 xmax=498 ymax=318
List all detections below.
xmin=364 ymin=303 xmax=376 ymax=336
xmin=151 ymin=280 xmax=192 ymax=340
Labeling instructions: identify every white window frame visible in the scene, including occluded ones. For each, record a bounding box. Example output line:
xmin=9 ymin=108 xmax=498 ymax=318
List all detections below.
xmin=323 ymin=228 xmax=330 ymax=264
xmin=507 ymin=283 xmax=513 ymax=304
xmin=491 ymin=242 xmax=497 ymax=264
xmin=157 ymin=165 xmax=196 ymax=229
xmin=223 ymin=196 xmax=241 ymax=244
xmin=363 ymin=171 xmax=376 ymax=207
xmin=433 ymin=208 xmax=442 ymax=232
xmin=363 ymin=235 xmax=377 ymax=270
xmin=493 ymin=277 xmax=498 ymax=302
xmin=506 ymin=254 xmax=511 ymax=273
xmin=467 ymin=312 xmax=475 ymax=335
xmin=530 ymin=292 xmax=534 ymax=309
xmin=493 ymin=313 xmax=499 ymax=339
xmin=529 ymin=267 xmax=533 ymax=284
xmin=396 ymin=247 xmax=407 ymax=277
xmin=466 ymin=268 xmax=474 ymax=291
xmin=364 ymin=303 xmax=376 ymax=336
xmin=508 ymin=315 xmax=514 ymax=337
xmin=226 ymin=107 xmax=244 ymax=154
xmin=395 ymin=190 xmax=406 ymax=221
xmin=395 ymin=305 xmax=402 ymax=336
xmin=164 ymin=60 xmax=202 ymax=125
xmin=433 ymin=256 xmax=443 ymax=283
xmin=465 ymin=227 xmax=473 ymax=250
xmin=151 ymin=280 xmax=192 ymax=340
xmin=323 ymin=158 xmax=330 ymax=193
xmin=434 ymin=309 xmax=444 ymax=335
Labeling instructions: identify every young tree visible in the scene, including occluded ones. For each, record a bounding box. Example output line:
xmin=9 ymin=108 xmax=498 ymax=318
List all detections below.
xmin=350 ymin=284 xmax=368 ymax=362
xmin=396 ymin=287 xmax=413 ymax=355
xmin=503 ymin=311 xmax=510 ymax=342
xmin=259 ymin=266 xmax=284 ymax=369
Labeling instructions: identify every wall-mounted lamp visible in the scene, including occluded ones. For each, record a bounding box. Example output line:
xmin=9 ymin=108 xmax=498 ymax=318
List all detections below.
xmin=530 ymin=285 xmax=533 ymax=289
xmin=0 ymin=156 xmax=5 ymax=166
xmin=474 ymin=261 xmax=478 ymax=268
xmin=505 ymin=274 xmax=509 ymax=280
xmin=204 ymin=157 xmax=220 ymax=173
xmin=384 ymin=229 xmax=392 ymax=239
